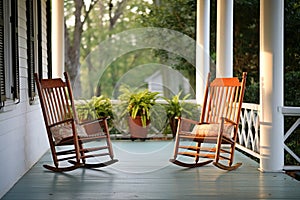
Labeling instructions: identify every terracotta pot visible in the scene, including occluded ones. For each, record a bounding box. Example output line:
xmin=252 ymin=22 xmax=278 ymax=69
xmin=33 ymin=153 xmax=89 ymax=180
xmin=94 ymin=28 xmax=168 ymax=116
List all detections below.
xmin=169 ymin=117 xmax=178 ymax=138
xmin=128 ymin=116 xmax=150 ymax=140
xmin=169 ymin=117 xmax=191 ymax=138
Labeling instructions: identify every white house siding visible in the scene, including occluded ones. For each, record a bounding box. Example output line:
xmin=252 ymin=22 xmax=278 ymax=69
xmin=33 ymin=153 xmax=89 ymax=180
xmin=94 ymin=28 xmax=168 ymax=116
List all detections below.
xmin=0 ymin=0 xmax=49 ymax=198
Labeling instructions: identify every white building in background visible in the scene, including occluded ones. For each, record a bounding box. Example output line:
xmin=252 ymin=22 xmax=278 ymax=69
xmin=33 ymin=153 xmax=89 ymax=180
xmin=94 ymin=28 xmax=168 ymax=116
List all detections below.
xmin=144 ymin=69 xmax=191 ymax=97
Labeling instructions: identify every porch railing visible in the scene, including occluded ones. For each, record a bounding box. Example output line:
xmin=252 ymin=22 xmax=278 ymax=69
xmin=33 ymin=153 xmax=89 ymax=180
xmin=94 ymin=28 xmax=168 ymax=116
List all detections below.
xmin=237 ymin=103 xmax=260 ymax=159
xmin=281 ymin=106 xmax=300 ymax=170
xmin=76 ymin=100 xmax=300 ymax=169
xmin=237 ymin=104 xmax=300 ymax=169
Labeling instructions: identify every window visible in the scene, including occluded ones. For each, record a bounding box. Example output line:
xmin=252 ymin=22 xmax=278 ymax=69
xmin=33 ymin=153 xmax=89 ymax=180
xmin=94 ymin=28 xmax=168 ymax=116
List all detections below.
xmin=0 ymin=0 xmax=19 ymax=108
xmin=27 ymin=0 xmax=48 ymax=102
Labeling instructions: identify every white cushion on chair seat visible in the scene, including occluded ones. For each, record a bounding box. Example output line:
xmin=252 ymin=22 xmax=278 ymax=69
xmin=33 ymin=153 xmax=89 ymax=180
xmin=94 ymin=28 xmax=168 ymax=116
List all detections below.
xmin=192 ymin=123 xmax=234 ymax=138
xmin=50 ymin=124 xmax=87 ymax=144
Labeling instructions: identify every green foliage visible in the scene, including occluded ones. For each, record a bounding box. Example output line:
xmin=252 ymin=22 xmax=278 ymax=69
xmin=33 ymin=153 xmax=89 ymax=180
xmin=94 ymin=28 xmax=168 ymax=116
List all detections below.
xmin=283 ymin=1 xmax=300 ymax=165
xmin=140 ymin=0 xmax=196 ymax=38
xmin=118 ymin=85 xmax=159 ymax=127
xmin=98 ymin=50 xmax=161 ymax=99
xmin=137 ymin=0 xmax=197 ymax=91
xmin=243 ymin=76 xmax=259 ymax=103
xmin=76 ymin=95 xmax=113 ymax=126
xmin=163 ymin=91 xmax=192 ymax=119
xmin=232 ymin=0 xmax=259 ymax=103
xmin=285 ymin=0 xmax=300 ymax=73
xmin=285 ymin=71 xmax=300 ymax=106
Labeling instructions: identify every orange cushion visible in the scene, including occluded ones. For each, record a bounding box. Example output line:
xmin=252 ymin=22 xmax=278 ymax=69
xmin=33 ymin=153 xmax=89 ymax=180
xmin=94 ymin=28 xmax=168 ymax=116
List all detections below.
xmin=50 ymin=124 xmax=87 ymax=144
xmin=192 ymin=123 xmax=234 ymax=138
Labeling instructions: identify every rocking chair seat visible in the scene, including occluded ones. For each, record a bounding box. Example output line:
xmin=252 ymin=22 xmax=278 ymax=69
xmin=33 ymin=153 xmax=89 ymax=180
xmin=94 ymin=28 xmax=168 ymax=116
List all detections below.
xmin=50 ymin=124 xmax=87 ymax=144
xmin=192 ymin=123 xmax=234 ymax=139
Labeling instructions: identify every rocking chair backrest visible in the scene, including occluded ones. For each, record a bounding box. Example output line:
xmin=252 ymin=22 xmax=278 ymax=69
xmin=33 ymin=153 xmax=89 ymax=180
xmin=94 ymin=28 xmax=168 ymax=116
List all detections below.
xmin=34 ymin=73 xmax=78 ymax=128
xmin=200 ymin=72 xmax=247 ymax=127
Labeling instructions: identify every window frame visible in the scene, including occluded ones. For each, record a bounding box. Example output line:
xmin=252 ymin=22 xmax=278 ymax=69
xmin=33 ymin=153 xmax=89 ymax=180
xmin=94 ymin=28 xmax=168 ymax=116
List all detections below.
xmin=0 ymin=0 xmax=19 ymax=109
xmin=27 ymin=0 xmax=46 ymax=103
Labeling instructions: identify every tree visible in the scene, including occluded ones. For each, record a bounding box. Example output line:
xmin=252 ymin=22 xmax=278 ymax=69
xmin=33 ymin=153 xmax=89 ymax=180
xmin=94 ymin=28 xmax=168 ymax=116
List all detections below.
xmin=284 ymin=0 xmax=300 ymax=106
xmin=79 ymin=0 xmax=155 ymax=98
xmin=65 ymin=0 xmax=130 ymax=95
xmin=233 ymin=0 xmax=259 ymax=103
xmin=284 ymin=0 xmax=300 ymax=165
xmin=64 ymin=0 xmax=100 ymax=96
xmin=137 ymin=0 xmax=197 ymax=92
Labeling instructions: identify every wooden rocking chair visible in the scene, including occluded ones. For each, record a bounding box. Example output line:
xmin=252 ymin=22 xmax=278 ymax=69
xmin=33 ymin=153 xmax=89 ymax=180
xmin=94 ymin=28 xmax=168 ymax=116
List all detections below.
xmin=170 ymin=72 xmax=247 ymax=170
xmin=35 ymin=72 xmax=118 ymax=172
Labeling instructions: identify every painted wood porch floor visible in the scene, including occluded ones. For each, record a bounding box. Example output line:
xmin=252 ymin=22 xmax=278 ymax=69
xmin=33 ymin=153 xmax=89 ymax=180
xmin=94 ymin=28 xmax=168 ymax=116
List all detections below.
xmin=2 ymin=140 xmax=300 ymax=200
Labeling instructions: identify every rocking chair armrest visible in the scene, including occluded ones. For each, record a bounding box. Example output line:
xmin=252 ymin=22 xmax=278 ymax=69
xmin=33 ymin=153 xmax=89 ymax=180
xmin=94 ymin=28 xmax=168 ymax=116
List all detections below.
xmin=176 ymin=117 xmax=200 ymax=125
xmin=221 ymin=117 xmax=237 ymax=125
xmin=78 ymin=116 xmax=110 ymax=126
xmin=48 ymin=118 xmax=74 ymax=128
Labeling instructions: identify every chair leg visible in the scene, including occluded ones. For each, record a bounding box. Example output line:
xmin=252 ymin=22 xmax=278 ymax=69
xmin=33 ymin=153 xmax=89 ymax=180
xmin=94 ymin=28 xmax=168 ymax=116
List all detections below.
xmin=73 ymin=137 xmax=81 ymax=164
xmin=171 ymin=132 xmax=180 ymax=160
xmin=228 ymin=142 xmax=238 ymax=167
xmin=44 ymin=143 xmax=82 ymax=172
xmin=213 ymin=138 xmax=242 ymax=171
xmin=214 ymin=139 xmax=222 ymax=164
xmin=107 ymin=136 xmax=114 ymax=159
xmin=194 ymin=142 xmax=202 ymax=163
xmin=78 ymin=140 xmax=86 ymax=164
xmin=50 ymin=146 xmax=59 ymax=168
xmin=103 ymin=120 xmax=114 ymax=159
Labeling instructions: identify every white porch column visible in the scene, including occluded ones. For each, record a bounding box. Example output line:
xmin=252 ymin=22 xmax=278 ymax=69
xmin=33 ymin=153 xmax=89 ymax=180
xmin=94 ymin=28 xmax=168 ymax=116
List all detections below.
xmin=259 ymin=0 xmax=284 ymax=172
xmin=196 ymin=0 xmax=210 ymax=103
xmin=216 ymin=0 xmax=233 ymax=77
xmin=52 ymin=0 xmax=64 ymax=78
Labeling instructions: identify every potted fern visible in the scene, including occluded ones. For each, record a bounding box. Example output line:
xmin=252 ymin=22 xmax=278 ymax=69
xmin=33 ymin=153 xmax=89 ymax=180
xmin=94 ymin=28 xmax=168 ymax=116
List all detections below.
xmin=163 ymin=91 xmax=192 ymax=138
xmin=76 ymin=95 xmax=113 ymax=134
xmin=118 ymin=85 xmax=159 ymax=140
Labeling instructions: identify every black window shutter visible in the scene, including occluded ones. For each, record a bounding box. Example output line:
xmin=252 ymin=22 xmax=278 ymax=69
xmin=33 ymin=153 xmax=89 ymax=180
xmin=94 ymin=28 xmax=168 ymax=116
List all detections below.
xmin=0 ymin=0 xmax=6 ymax=104
xmin=26 ymin=0 xmax=35 ymax=100
xmin=11 ymin=0 xmax=19 ymax=100
xmin=37 ymin=0 xmax=42 ymax=80
xmin=46 ymin=0 xmax=52 ymax=79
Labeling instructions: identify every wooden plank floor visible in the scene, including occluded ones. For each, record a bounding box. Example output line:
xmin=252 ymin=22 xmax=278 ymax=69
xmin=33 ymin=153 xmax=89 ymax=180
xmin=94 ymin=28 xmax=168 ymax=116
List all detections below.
xmin=2 ymin=140 xmax=300 ymax=200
